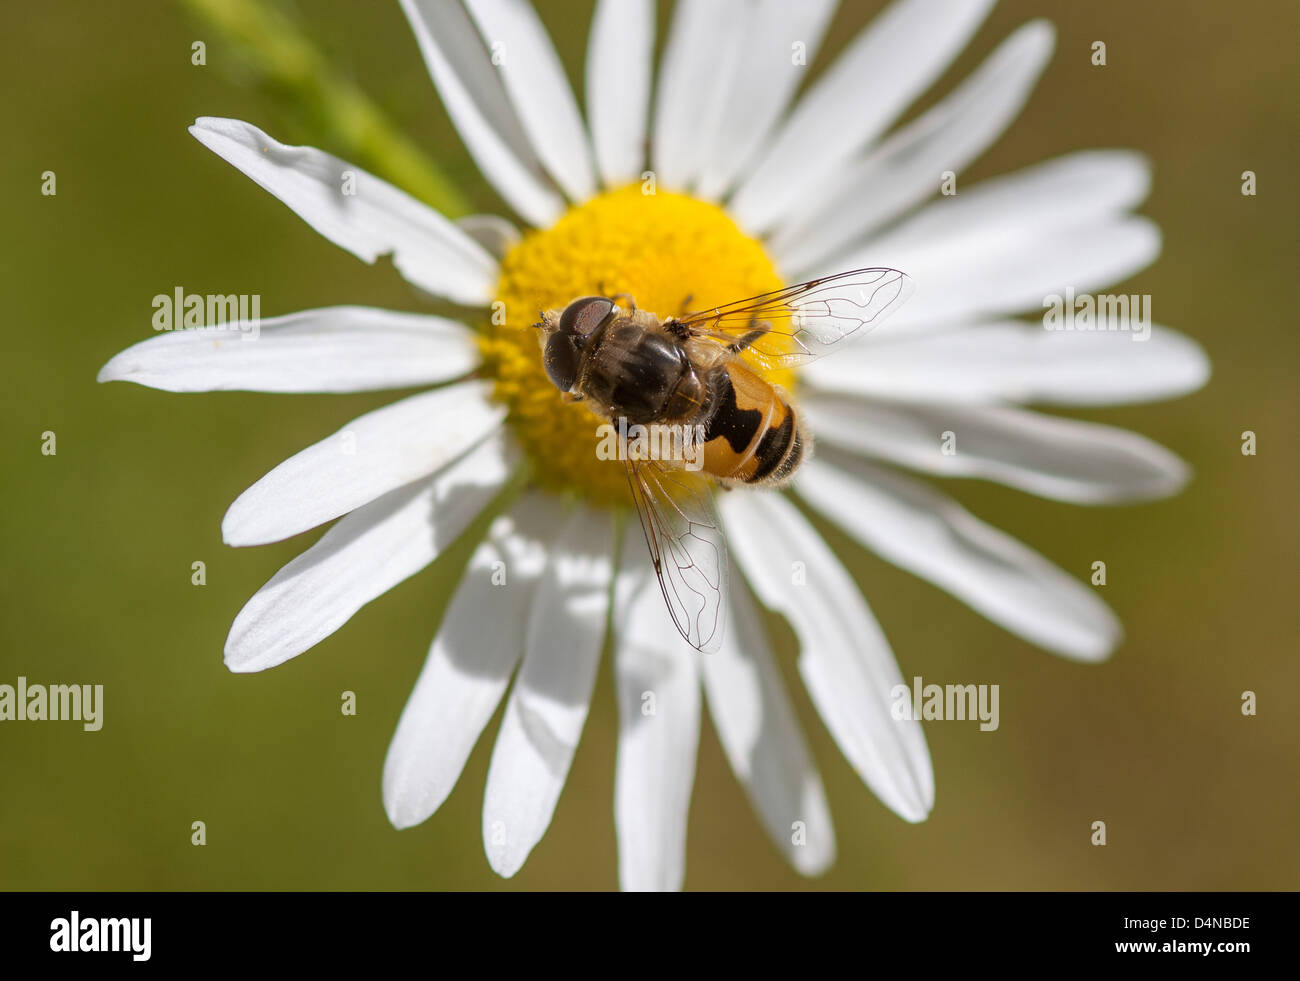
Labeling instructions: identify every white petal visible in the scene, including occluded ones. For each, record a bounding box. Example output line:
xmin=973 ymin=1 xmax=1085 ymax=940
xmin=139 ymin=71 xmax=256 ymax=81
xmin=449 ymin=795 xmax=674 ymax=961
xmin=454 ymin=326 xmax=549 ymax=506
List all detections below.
xmin=225 ymin=433 xmax=518 ymax=673
xmin=864 ymin=149 xmax=1147 ymax=260
xmin=651 ymin=0 xmax=747 ymax=191
xmin=836 ymin=217 xmax=1162 ymax=333
xmin=586 ymin=0 xmax=655 ymax=187
xmin=98 ymin=306 xmax=479 ymax=394
xmin=773 ymin=24 xmax=1061 ymax=273
xmin=801 ymin=390 xmax=1192 ymax=503
xmin=730 ymin=0 xmax=997 ymax=235
xmin=455 ymin=213 xmax=521 ymax=259
xmin=702 ymin=575 xmax=835 ymax=874
xmin=482 ymin=509 xmax=615 ymax=877
xmin=383 ymin=493 xmax=560 ymax=830
xmin=720 ymin=492 xmax=933 ymax=823
xmin=463 ymin=0 xmax=596 ymax=202
xmin=399 ymin=0 xmax=564 ymax=227
xmin=796 ymin=451 xmax=1121 ymax=661
xmin=613 ymin=526 xmax=702 ymax=891
xmin=223 ymin=380 xmax=505 ymax=546
xmin=189 ymin=117 xmax=497 ymax=305
xmin=693 ymin=0 xmax=839 ymax=200
xmin=802 ymin=320 xmax=1210 ymax=406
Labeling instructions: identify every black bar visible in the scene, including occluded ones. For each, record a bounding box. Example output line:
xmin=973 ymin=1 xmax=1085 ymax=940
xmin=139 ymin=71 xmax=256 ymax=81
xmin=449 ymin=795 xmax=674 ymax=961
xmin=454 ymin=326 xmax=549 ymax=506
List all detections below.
xmin=0 ymin=891 xmax=1276 ymax=966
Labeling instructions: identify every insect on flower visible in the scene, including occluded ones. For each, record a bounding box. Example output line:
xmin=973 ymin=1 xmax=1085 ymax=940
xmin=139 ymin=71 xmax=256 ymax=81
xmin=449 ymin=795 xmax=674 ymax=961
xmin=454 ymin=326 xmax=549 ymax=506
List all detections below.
xmin=93 ymin=0 xmax=1209 ymax=891
xmin=535 ymin=267 xmax=914 ymax=652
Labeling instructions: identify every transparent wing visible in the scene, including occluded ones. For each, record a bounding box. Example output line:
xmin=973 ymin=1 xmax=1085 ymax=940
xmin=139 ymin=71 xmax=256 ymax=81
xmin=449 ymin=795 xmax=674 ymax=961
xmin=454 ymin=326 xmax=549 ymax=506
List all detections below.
xmin=625 ymin=459 xmax=728 ymax=654
xmin=674 ymin=267 xmax=914 ymax=370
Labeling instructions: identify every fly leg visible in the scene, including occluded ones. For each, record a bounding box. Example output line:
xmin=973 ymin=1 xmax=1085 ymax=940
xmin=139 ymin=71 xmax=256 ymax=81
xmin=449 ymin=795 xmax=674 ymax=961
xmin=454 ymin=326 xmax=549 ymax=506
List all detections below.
xmin=727 ymin=319 xmax=771 ymax=354
xmin=598 ymin=280 xmax=637 ymax=312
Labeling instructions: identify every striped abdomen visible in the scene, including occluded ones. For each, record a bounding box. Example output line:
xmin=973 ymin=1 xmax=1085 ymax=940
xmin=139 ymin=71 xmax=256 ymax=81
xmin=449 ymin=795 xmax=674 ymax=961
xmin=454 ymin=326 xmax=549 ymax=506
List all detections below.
xmin=699 ymin=361 xmax=806 ymax=487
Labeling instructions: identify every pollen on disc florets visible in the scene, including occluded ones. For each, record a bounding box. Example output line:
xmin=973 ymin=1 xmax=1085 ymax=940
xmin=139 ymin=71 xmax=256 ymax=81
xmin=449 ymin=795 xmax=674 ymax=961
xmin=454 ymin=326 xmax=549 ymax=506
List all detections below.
xmin=478 ymin=184 xmax=791 ymax=507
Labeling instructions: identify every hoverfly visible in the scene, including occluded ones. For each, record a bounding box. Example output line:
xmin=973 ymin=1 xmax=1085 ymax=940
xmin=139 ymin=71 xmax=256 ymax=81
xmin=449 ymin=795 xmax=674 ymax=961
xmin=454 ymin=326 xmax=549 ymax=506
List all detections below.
xmin=535 ymin=267 xmax=914 ymax=653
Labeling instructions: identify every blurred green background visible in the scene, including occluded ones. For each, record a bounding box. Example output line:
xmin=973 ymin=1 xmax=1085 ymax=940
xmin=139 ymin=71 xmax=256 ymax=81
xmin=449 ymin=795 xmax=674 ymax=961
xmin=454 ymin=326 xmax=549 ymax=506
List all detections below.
xmin=3 ymin=0 xmax=1296 ymax=890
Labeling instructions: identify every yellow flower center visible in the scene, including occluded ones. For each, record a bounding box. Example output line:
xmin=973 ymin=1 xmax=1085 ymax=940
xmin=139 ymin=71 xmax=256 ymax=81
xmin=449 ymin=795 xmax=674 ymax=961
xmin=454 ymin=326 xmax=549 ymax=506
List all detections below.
xmin=479 ymin=185 xmax=792 ymax=507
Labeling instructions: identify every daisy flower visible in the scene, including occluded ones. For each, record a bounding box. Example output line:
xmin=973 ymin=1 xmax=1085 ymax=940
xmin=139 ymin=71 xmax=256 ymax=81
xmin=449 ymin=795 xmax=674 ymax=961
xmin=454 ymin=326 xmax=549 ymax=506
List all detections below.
xmin=99 ymin=0 xmax=1208 ymax=890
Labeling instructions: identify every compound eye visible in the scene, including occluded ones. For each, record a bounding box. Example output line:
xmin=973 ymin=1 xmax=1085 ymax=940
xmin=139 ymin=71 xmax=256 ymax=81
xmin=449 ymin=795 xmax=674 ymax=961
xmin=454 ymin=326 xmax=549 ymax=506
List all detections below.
xmin=543 ymin=333 xmax=580 ymax=392
xmin=558 ymin=296 xmax=615 ymax=342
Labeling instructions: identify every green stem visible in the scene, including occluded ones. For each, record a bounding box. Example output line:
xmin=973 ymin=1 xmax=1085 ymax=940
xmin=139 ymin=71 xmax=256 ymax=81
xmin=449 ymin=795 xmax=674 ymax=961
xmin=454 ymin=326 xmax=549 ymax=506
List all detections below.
xmin=180 ymin=0 xmax=471 ymax=217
